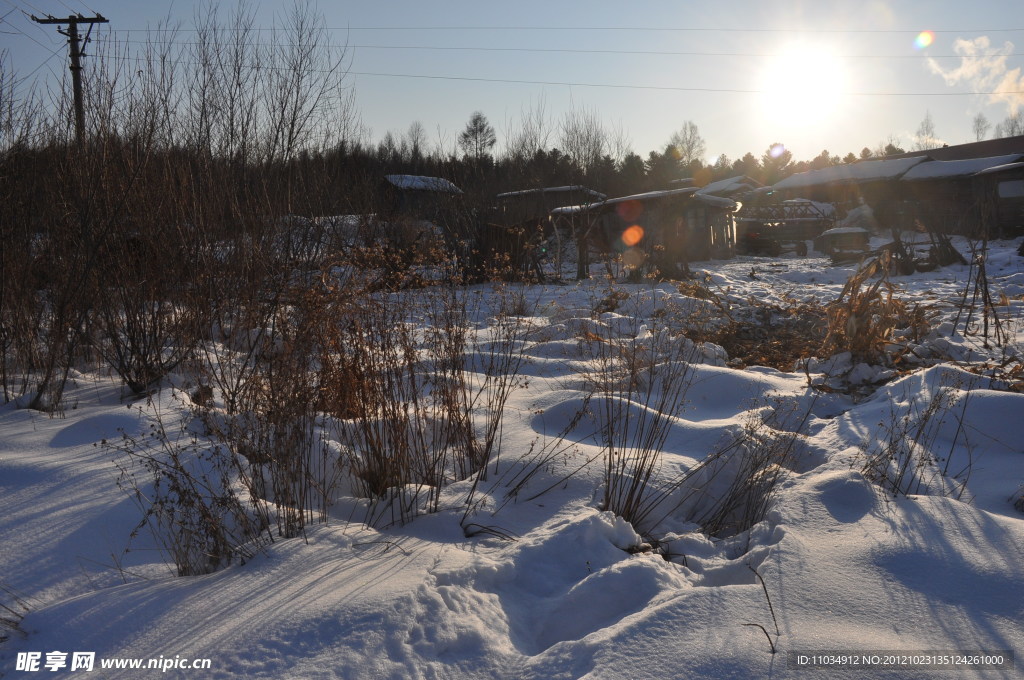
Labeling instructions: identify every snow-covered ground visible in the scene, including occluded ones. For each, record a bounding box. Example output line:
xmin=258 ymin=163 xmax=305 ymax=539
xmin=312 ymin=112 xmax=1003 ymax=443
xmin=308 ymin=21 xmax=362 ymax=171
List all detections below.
xmin=2 ymin=238 xmax=1023 ymax=679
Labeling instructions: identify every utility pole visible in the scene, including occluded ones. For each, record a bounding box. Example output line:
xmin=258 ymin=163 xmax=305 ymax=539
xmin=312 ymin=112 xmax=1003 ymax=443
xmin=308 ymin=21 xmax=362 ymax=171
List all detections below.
xmin=31 ymin=13 xmax=109 ymax=146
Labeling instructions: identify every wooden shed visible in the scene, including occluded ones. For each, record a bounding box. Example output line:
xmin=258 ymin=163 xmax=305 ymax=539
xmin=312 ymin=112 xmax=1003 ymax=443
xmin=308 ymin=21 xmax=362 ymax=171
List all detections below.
xmin=771 ymin=135 xmax=1024 ymax=238
xmin=896 ymin=154 xmax=1024 ymax=236
xmin=584 ymin=187 xmax=738 ymax=278
xmin=363 ymin=174 xmax=467 ymax=252
xmin=770 ymin=156 xmax=929 ymax=230
xmin=489 ymin=186 xmax=606 ymax=280
xmin=972 ymin=161 xmax=1024 ymax=238
xmin=380 ymin=174 xmax=463 ymax=224
xmin=492 ymin=185 xmax=606 ymax=229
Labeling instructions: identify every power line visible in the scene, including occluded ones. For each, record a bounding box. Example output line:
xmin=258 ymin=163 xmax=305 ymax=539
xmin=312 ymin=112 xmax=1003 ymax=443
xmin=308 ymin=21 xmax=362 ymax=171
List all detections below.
xmin=0 ymin=24 xmax=66 ymax=82
xmin=349 ymin=45 xmax=1022 ymax=60
xmin=1 ymin=16 xmax=61 ymax=52
xmin=54 ymin=0 xmax=84 ymax=14
xmin=0 ymin=0 xmax=48 ymax=19
xmin=0 ymin=0 xmax=64 ymax=50
xmin=92 ymin=36 xmax=1023 ymax=60
xmin=109 ymin=25 xmax=1024 ymax=34
xmin=347 ymin=69 xmax=1024 ymax=97
xmin=21 ymin=41 xmax=66 ymax=80
xmin=87 ymin=51 xmax=1023 ymax=98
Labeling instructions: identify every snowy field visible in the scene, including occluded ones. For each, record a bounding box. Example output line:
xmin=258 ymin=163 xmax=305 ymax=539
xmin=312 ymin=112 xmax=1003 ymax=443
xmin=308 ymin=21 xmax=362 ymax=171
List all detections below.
xmin=2 ymin=238 xmax=1023 ymax=679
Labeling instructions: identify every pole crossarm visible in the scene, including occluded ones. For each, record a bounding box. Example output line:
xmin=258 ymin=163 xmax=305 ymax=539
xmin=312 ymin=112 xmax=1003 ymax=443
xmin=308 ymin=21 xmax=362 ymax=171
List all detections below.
xmin=29 ymin=14 xmax=108 ymax=25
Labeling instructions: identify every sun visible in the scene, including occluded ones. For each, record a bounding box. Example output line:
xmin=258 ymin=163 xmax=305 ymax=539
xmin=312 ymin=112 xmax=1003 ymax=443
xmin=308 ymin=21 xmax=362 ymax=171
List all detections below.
xmin=757 ymin=43 xmax=848 ymax=133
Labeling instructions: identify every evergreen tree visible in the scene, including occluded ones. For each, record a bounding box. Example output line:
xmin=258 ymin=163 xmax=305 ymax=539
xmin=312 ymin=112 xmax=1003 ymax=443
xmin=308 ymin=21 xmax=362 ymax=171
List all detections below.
xmin=760 ymin=143 xmax=793 ymax=184
xmin=644 ymin=146 xmax=683 ymax=189
xmin=616 ymin=152 xmax=647 ymax=195
xmin=732 ymin=152 xmax=760 ymax=177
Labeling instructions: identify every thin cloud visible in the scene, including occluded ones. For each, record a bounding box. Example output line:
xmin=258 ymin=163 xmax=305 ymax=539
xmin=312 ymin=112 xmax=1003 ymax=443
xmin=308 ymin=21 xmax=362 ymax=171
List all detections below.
xmin=928 ymin=36 xmax=1024 ymax=114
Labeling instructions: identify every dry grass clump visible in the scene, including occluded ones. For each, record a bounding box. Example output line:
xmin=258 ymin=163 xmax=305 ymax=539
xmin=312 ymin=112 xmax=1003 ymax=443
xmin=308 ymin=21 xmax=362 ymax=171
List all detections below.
xmin=686 ymin=254 xmax=937 ymax=373
xmin=821 ymin=252 xmax=934 ymax=364
xmin=695 ymin=304 xmax=827 ymax=371
xmin=647 ymin=403 xmax=811 ymax=541
xmin=313 ymin=284 xmax=531 ymax=527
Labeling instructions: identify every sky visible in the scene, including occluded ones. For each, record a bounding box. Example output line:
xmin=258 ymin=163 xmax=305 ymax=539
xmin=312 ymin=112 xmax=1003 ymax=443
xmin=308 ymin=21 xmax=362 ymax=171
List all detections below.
xmin=2 ymin=0 xmax=1023 ymax=165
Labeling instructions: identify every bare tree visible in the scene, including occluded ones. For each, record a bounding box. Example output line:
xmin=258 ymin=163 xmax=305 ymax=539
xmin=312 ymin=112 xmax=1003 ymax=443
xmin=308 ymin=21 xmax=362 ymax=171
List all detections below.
xmin=875 ymin=134 xmax=905 ymax=157
xmin=972 ymin=112 xmax=991 ymax=141
xmin=607 ymin=118 xmax=633 ymax=165
xmin=504 ymin=95 xmax=551 ymax=161
xmin=262 ymin=0 xmax=352 ymax=162
xmin=994 ymin=110 xmax=1024 ymax=137
xmin=405 ymin=120 xmax=428 ymax=162
xmin=913 ymin=111 xmax=939 ymax=150
xmin=668 ymin=121 xmax=707 ymax=167
xmin=558 ymin=106 xmax=607 ymax=175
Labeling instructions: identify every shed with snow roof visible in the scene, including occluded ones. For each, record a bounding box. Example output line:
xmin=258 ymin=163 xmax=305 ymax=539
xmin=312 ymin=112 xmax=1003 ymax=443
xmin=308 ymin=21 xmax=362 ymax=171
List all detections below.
xmin=975 ymin=161 xmax=1024 ymax=237
xmin=381 ymin=174 xmax=463 ymax=222
xmin=771 ymin=156 xmax=929 ymax=229
xmin=694 ymin=175 xmax=764 ymax=199
xmin=356 ymin=174 xmax=468 ymax=253
xmin=493 ymin=185 xmax=606 ymax=227
xmin=896 ymin=154 xmax=1024 ymax=236
xmin=585 ymin=187 xmax=738 ymax=277
xmin=771 ymin=152 xmax=1024 ymax=237
xmin=488 ymin=186 xmax=608 ymax=280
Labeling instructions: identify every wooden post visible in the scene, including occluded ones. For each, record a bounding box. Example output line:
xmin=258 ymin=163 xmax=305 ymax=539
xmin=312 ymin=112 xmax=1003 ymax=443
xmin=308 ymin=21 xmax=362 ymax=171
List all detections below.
xmin=31 ymin=14 xmax=109 ymax=145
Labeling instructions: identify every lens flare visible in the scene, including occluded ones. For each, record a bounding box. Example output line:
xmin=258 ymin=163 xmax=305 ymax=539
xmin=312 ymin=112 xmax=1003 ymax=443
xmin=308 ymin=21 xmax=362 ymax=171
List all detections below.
xmin=622 ymin=247 xmax=646 ymax=269
xmin=914 ymin=31 xmax=934 ymax=49
xmin=769 ymin=143 xmax=787 ymax=159
xmin=622 ymin=225 xmax=644 ymax=247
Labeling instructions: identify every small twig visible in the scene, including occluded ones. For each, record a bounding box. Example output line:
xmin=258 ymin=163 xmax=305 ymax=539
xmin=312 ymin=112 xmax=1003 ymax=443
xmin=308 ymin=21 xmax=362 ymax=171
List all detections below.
xmin=462 ymin=523 xmax=519 ymax=541
xmin=742 ymin=623 xmax=776 ymax=654
xmin=352 ymin=540 xmax=411 ymax=556
xmin=748 ymin=563 xmax=780 ymax=636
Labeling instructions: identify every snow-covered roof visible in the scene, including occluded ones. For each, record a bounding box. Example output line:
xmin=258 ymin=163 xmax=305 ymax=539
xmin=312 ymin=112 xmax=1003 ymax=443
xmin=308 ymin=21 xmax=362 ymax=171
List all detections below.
xmin=695 ymin=175 xmax=762 ymax=197
xmin=783 ymin=198 xmax=837 ymax=215
xmin=820 ymin=226 xmax=870 ymax=237
xmin=773 ymin=156 xmax=929 ymax=191
xmin=900 ymin=154 xmax=1024 ymax=181
xmin=974 ymin=161 xmax=1024 ymax=176
xmin=496 ymin=185 xmax=606 ymax=201
xmin=385 ymin=174 xmax=462 ymax=193
xmin=549 ymin=205 xmax=591 ymax=215
xmin=595 ymin=186 xmax=699 ymax=208
xmin=693 ymin=193 xmax=739 ymax=210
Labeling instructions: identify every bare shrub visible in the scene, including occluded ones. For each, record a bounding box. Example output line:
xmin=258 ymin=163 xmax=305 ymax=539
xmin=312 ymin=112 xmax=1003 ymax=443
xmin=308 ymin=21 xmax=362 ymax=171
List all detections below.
xmin=90 ymin=187 xmax=208 ymax=395
xmin=581 ymin=291 xmax=708 ymax=533
xmin=860 ymin=376 xmax=974 ymax=499
xmin=316 ymin=283 xmax=530 ymax=528
xmin=685 ymin=406 xmax=806 ymax=537
xmin=110 ymin=399 xmax=273 ymax=576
